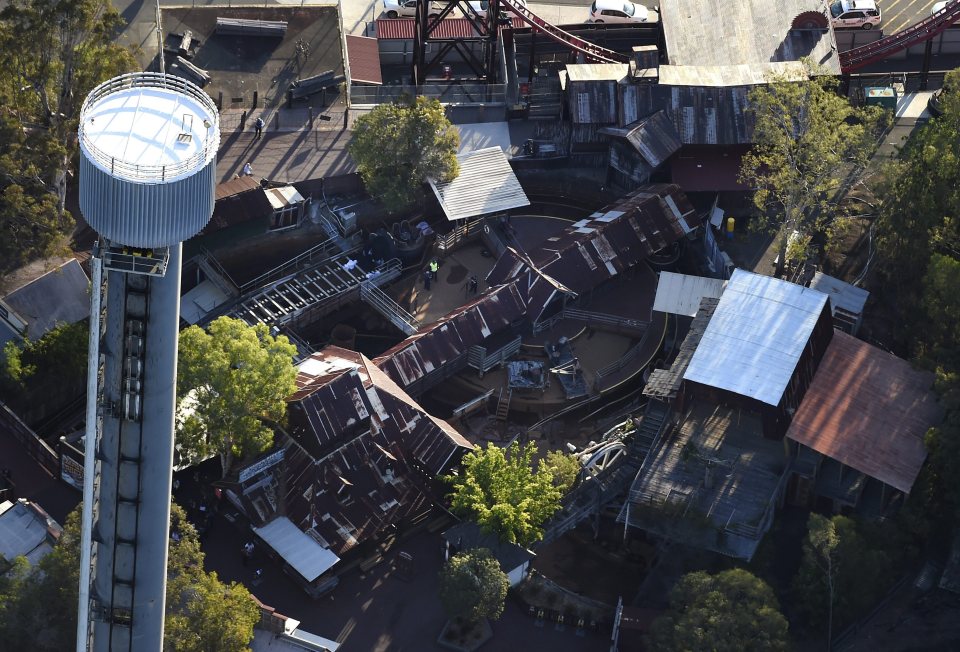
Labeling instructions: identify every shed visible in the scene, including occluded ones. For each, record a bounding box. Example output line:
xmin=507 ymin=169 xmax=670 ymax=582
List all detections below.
xmin=785 ymin=330 xmax=941 ymax=495
xmin=652 ymin=271 xmax=727 ymax=317
xmin=428 ymin=147 xmax=529 ymax=221
xmin=252 ymin=516 xmax=341 ymax=582
xmin=682 ymin=270 xmax=834 ymax=438
xmin=345 ymin=35 xmax=382 ymax=86
xmin=0 ymin=498 xmax=62 ymax=568
xmin=3 ymin=259 xmax=90 ymax=341
xmin=599 ymin=110 xmax=682 ymax=186
xmin=808 ymin=271 xmax=869 ymax=335
xmin=442 ymin=522 xmax=535 ymax=587
xmin=565 ymin=63 xmax=629 ymax=124
xmin=206 ymin=175 xmax=273 ymax=234
xmin=264 ymin=185 xmax=306 ymax=231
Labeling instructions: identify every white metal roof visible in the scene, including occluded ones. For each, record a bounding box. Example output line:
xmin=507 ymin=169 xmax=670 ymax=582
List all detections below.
xmin=653 ymin=272 xmax=727 ymax=316
xmin=79 ymin=75 xmax=218 ymax=183
xmin=0 ymin=499 xmax=60 ymax=566
xmin=683 ymin=269 xmax=829 ymax=406
xmin=565 ymin=63 xmax=629 ymax=82
xmin=253 ymin=516 xmax=340 ymax=582
xmin=429 ymin=147 xmax=530 ymax=221
xmin=809 ymin=271 xmax=869 ymax=317
xmin=179 ymin=279 xmax=229 ymax=325
xmin=266 ymin=186 xmax=305 ymax=210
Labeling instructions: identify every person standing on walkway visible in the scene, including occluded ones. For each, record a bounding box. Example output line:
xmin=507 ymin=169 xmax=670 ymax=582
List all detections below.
xmin=468 ymin=275 xmax=479 ymax=295
xmin=254 ymin=116 xmax=264 ymax=139
xmin=429 ymin=259 xmax=439 ymax=280
xmin=242 ymin=161 xmax=253 ymax=176
xmin=423 ymin=268 xmax=432 ymax=291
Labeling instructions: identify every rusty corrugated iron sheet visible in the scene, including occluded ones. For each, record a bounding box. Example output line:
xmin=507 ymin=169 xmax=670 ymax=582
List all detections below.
xmin=232 ymin=346 xmax=473 ymax=557
xmin=346 ymin=35 xmax=383 ymax=85
xmin=374 ymin=283 xmax=527 ymax=388
xmin=375 ymin=17 xmax=520 ymax=40
xmin=785 ymin=330 xmax=943 ymax=494
xmin=599 ymin=110 xmax=682 ymax=168
xmin=487 ymin=184 xmax=697 ymax=321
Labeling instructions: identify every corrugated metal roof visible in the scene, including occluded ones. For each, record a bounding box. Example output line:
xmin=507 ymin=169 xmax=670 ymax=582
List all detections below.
xmin=599 ymin=110 xmax=682 ymax=167
xmin=207 ymin=178 xmax=273 ymax=233
xmin=486 ymin=184 xmax=698 ymax=321
xmin=4 ymin=259 xmax=90 ymax=339
xmin=621 ymin=83 xmax=755 ymax=145
xmin=375 ymin=283 xmax=528 ymax=386
xmin=652 ymin=272 xmax=727 ymax=316
xmin=659 ymin=0 xmax=839 ymax=70
xmin=253 ymin=516 xmax=341 ymax=582
xmin=429 ymin=147 xmax=530 ymax=221
xmin=645 ymin=298 xmax=717 ymax=399
xmin=565 ymin=63 xmax=629 ymax=82
xmin=657 ymin=62 xmax=809 ymax=87
xmin=0 ymin=499 xmax=60 ymax=566
xmin=785 ymin=331 xmax=941 ymax=493
xmin=809 ymin=271 xmax=869 ymax=317
xmin=265 ymin=186 xmax=304 ymax=210
xmin=215 ymin=174 xmax=260 ymax=201
xmin=683 ymin=269 xmax=829 ymax=406
xmin=375 ymin=17 xmax=519 ymax=40
xmin=346 ymin=34 xmax=382 ymax=85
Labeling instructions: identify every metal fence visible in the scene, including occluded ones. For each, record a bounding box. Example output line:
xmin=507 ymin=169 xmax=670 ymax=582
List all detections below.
xmin=350 ymin=84 xmax=507 ymax=106
xmin=0 ymin=402 xmax=60 ymax=478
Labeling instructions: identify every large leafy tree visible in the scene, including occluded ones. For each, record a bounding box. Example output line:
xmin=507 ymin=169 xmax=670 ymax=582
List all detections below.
xmin=446 ymin=441 xmax=567 ymax=547
xmin=740 ymin=61 xmax=888 ymax=277
xmin=792 ymin=514 xmax=898 ymax=641
xmin=649 ymin=568 xmax=788 ymax=652
xmin=348 ymin=96 xmax=460 ymax=210
xmin=0 ymin=0 xmax=137 ymax=270
xmin=0 ymin=504 xmax=259 ymax=651
xmin=176 ymin=316 xmax=298 ymax=476
xmin=438 ymin=548 xmax=509 ymax=625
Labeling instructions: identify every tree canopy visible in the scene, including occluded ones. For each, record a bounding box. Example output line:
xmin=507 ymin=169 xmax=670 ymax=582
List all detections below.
xmin=740 ymin=62 xmax=888 ymax=277
xmin=348 ymin=96 xmax=460 ymax=210
xmin=176 ymin=316 xmax=298 ymax=476
xmin=438 ymin=548 xmax=509 ymax=625
xmin=0 ymin=0 xmax=137 ymax=271
xmin=446 ymin=441 xmax=568 ymax=547
xmin=649 ymin=568 xmax=789 ymax=652
xmin=792 ymin=514 xmax=901 ymax=640
xmin=0 ymin=503 xmax=259 ymax=651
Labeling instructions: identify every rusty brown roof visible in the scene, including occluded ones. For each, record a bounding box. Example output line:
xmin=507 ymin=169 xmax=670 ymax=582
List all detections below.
xmin=346 ymin=35 xmax=382 ymax=86
xmin=486 ymin=184 xmax=697 ymax=321
xmin=374 ymin=283 xmax=527 ymax=389
xmin=207 ymin=176 xmax=273 ymax=233
xmin=786 ymin=331 xmax=942 ymax=494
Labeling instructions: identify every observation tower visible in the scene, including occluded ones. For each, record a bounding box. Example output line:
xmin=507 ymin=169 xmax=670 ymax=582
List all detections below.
xmin=74 ymin=72 xmax=219 ymax=652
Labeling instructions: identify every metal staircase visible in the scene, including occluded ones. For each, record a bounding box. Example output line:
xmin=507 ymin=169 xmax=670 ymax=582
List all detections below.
xmin=359 ymin=281 xmax=421 ymax=335
xmin=230 ymin=256 xmax=401 ymax=327
xmin=527 ymin=75 xmax=563 ymax=121
xmin=495 ymin=386 xmax=513 ymax=422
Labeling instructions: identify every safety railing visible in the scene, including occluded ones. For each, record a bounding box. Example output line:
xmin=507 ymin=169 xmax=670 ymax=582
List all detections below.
xmin=350 ymin=84 xmax=507 ymax=106
xmin=501 ymin=0 xmax=628 ymax=64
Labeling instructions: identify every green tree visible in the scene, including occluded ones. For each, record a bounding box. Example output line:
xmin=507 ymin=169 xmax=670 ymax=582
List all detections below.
xmin=649 ymin=568 xmax=788 ymax=652
xmin=164 ymin=571 xmax=260 ymax=652
xmin=348 ymin=96 xmax=460 ymax=210
xmin=2 ymin=321 xmax=88 ymax=385
xmin=740 ymin=61 xmax=888 ymax=277
xmin=542 ymin=449 xmax=580 ymax=491
xmin=438 ymin=548 xmax=509 ymax=625
xmin=0 ymin=0 xmax=137 ymax=267
xmin=176 ymin=316 xmax=298 ymax=476
xmin=447 ymin=441 xmax=565 ymax=547
xmin=920 ymin=253 xmax=960 ymax=365
xmin=793 ymin=514 xmax=896 ymax=640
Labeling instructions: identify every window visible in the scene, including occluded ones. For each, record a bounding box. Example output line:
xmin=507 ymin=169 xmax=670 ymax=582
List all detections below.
xmin=622 ymin=2 xmax=635 ymax=16
xmin=830 ymin=1 xmax=844 ymax=18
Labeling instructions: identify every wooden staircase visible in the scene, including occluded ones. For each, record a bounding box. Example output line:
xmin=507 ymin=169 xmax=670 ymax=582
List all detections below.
xmin=495 ymin=387 xmax=513 ymax=422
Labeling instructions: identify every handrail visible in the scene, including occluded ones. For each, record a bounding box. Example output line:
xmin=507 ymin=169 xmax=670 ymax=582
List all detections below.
xmin=563 ymin=308 xmax=648 ymax=331
xmin=78 ymin=73 xmax=219 ymax=181
xmin=0 ymin=401 xmax=60 ymax=477
xmin=238 ymin=238 xmax=347 ymax=293
xmin=840 ymin=0 xmax=960 ymax=71
xmin=501 ymin=0 xmax=629 ymax=64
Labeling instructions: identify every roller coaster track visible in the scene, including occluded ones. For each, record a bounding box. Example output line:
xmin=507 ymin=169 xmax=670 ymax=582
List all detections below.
xmin=500 ymin=0 xmax=629 ymax=64
xmin=840 ymin=0 xmax=960 ymax=71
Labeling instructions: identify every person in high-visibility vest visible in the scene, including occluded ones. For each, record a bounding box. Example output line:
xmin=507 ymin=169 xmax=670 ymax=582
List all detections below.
xmin=726 ymin=216 xmax=735 ymax=240
xmin=429 ymin=259 xmax=439 ymax=280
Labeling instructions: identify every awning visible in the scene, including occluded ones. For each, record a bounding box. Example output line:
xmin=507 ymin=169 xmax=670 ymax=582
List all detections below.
xmin=429 ymin=147 xmax=529 ymax=221
xmin=346 ymin=35 xmax=382 ymax=86
xmin=253 ymin=516 xmax=340 ymax=582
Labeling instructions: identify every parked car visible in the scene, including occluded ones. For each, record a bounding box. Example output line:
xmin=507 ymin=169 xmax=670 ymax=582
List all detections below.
xmin=829 ymin=0 xmax=881 ymax=30
xmin=588 ymin=0 xmax=651 ymax=23
xmin=383 ymin=0 xmax=452 ymax=19
xmin=466 ymin=0 xmax=526 ymax=19
xmin=931 ymin=1 xmax=960 ymax=25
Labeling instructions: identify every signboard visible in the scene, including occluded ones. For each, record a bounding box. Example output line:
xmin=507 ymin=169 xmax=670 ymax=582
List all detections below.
xmin=238 ymin=449 xmax=284 ymax=483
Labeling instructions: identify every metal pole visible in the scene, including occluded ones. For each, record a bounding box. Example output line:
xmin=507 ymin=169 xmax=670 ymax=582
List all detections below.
xmin=76 ymin=251 xmax=104 ymax=652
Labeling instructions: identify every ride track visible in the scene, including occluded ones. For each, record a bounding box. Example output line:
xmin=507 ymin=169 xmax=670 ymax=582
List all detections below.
xmin=490 ymin=0 xmax=960 ymax=74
